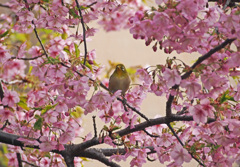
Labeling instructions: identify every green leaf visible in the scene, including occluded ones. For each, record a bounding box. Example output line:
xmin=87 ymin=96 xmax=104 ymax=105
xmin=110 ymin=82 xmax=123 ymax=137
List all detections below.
xmin=112 ymin=126 xmax=121 ymax=131
xmin=28 ymin=66 xmax=33 ymax=74
xmin=84 ymin=61 xmax=93 ymax=71
xmin=0 ymin=30 xmax=10 ymax=38
xmin=34 ymin=115 xmax=43 ymax=130
xmin=17 ymin=96 xmax=30 ymax=111
xmin=69 ymin=8 xmax=81 ymax=19
xmin=103 ymin=125 xmax=109 ymax=131
xmin=10 ymin=33 xmax=28 ymax=42
xmin=41 ymin=104 xmax=57 ymax=115
xmin=71 ymin=106 xmax=83 ymax=118
xmin=74 ymin=43 xmax=80 ymax=58
xmin=220 ymin=90 xmax=236 ymax=104
xmin=44 ymin=57 xmax=60 ymax=64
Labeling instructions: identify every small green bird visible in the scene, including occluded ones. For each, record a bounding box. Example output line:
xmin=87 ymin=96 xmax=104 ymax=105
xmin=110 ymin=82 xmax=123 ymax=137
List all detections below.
xmin=109 ymin=64 xmax=131 ymax=95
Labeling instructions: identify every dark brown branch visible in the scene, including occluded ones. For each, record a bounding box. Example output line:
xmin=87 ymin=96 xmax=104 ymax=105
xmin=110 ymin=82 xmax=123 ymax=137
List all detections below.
xmin=0 ymin=130 xmax=39 ymax=149
xmin=92 ymin=116 xmax=97 ymax=137
xmin=0 ymin=3 xmax=10 ymax=8
xmin=32 ymin=25 xmax=49 ymax=58
xmin=143 ymin=129 xmax=159 ymax=138
xmin=17 ymin=153 xmax=22 ymax=167
xmin=21 ymin=160 xmax=38 ymax=167
xmin=118 ymin=97 xmax=149 ymax=121
xmin=11 ymin=54 xmax=45 ymax=60
xmin=100 ymin=146 xmax=155 ymax=157
xmin=165 ymin=38 xmax=236 ymax=117
xmin=61 ymin=146 xmax=74 ymax=167
xmin=182 ymin=38 xmax=236 ymax=80
xmin=0 ymin=80 xmax=4 ymax=101
xmin=1 ymin=120 xmax=9 ymax=130
xmin=77 ymin=148 xmax=120 ymax=167
xmin=87 ymin=1 xmax=97 ymax=8
xmin=75 ymin=0 xmax=88 ymax=65
xmin=0 ymin=114 xmax=215 ymax=167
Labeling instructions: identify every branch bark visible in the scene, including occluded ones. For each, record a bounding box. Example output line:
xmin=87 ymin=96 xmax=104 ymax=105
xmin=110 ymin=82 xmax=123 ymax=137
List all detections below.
xmin=165 ymin=38 xmax=236 ymax=117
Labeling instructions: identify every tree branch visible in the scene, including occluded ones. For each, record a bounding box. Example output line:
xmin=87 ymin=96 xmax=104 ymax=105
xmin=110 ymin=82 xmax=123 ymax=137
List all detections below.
xmin=182 ymin=38 xmax=235 ymax=80
xmin=0 ymin=80 xmax=4 ymax=101
xmin=75 ymin=0 xmax=88 ymax=65
xmin=165 ymin=38 xmax=235 ymax=117
xmin=92 ymin=116 xmax=97 ymax=138
xmin=0 ymin=3 xmax=10 ymax=8
xmin=17 ymin=153 xmax=22 ymax=167
xmin=77 ymin=148 xmax=121 ymax=167
xmin=11 ymin=54 xmax=45 ymax=60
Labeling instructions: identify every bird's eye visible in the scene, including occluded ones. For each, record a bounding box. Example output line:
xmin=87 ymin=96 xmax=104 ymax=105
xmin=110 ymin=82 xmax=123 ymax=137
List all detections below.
xmin=121 ymin=67 xmax=125 ymax=71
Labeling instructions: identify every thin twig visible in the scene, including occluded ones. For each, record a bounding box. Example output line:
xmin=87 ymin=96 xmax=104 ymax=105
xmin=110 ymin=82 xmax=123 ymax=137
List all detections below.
xmin=23 ymin=0 xmax=49 ymax=58
xmin=223 ymin=0 xmax=231 ymax=9
xmin=11 ymin=54 xmax=45 ymax=60
xmin=0 ymin=80 xmax=4 ymax=100
xmin=118 ymin=97 xmax=149 ymax=121
xmin=92 ymin=116 xmax=97 ymax=138
xmin=167 ymin=123 xmax=205 ymax=167
xmin=143 ymin=129 xmax=159 ymax=138
xmin=87 ymin=1 xmax=97 ymax=8
xmin=176 ymin=107 xmax=188 ymax=115
xmin=1 ymin=79 xmax=26 ymax=85
xmin=32 ymin=28 xmax=49 ymax=58
xmin=22 ymin=161 xmax=38 ymax=167
xmin=75 ymin=0 xmax=88 ymax=65
xmin=1 ymin=120 xmax=9 ymax=130
xmin=0 ymin=3 xmax=10 ymax=8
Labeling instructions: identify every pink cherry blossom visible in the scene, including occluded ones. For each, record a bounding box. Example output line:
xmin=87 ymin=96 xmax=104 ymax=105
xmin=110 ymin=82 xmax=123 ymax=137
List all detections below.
xmin=17 ymin=42 xmax=27 ymax=58
xmin=40 ymin=157 xmax=51 ymax=167
xmin=28 ymin=46 xmax=42 ymax=57
xmin=39 ymin=136 xmax=57 ymax=152
xmin=0 ymin=108 xmax=14 ymax=121
xmin=136 ymin=68 xmax=152 ymax=85
xmin=234 ymin=83 xmax=240 ymax=101
xmin=156 ymin=133 xmax=174 ymax=147
xmin=5 ymin=153 xmax=19 ymax=166
xmin=2 ymin=90 xmax=20 ymax=107
xmin=189 ymin=105 xmax=208 ymax=124
xmin=181 ymin=79 xmax=201 ymax=99
xmin=170 ymin=144 xmax=192 ymax=165
xmin=17 ymin=10 xmax=34 ymax=22
xmin=59 ymin=129 xmax=75 ymax=144
xmin=0 ymin=44 xmax=12 ymax=63
xmin=163 ymin=68 xmax=181 ymax=87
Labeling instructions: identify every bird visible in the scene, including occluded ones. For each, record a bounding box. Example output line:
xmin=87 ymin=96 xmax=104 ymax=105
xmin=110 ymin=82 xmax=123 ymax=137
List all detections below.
xmin=109 ymin=64 xmax=131 ymax=96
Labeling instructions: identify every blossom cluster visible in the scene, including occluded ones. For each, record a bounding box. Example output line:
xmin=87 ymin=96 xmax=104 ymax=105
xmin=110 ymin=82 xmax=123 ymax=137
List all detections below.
xmin=0 ymin=0 xmax=240 ymax=167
